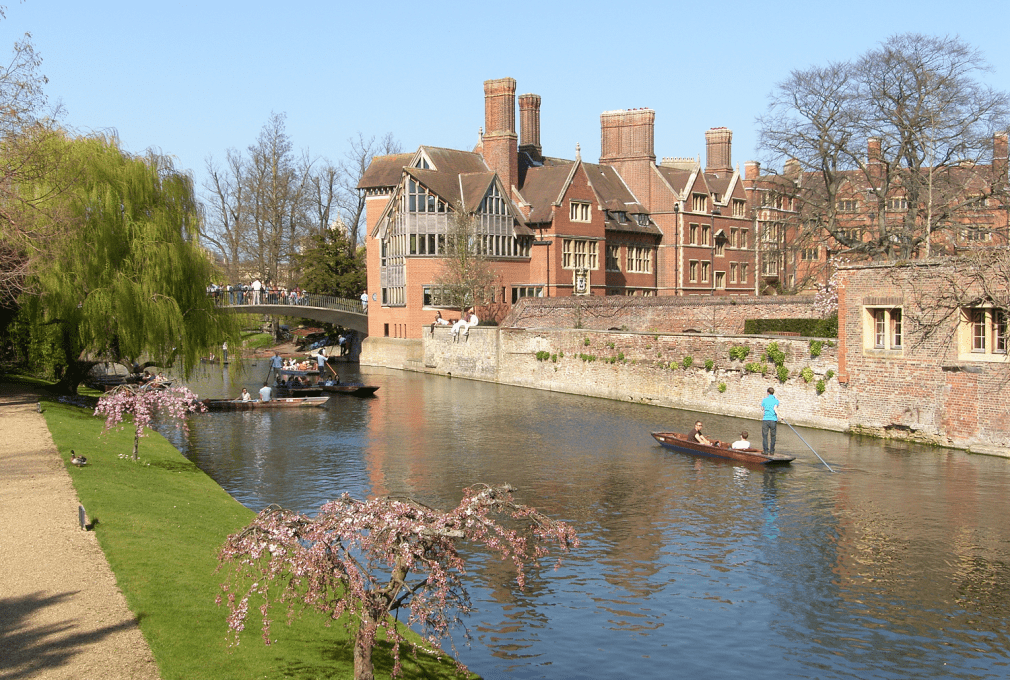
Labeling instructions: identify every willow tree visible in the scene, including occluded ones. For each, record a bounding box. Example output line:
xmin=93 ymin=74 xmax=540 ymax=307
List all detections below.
xmin=14 ymin=133 xmax=239 ymax=393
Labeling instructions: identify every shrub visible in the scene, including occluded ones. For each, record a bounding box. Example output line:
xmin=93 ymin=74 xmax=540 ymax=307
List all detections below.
xmin=551 ymin=353 xmax=558 ymax=363
xmin=559 ymin=351 xmax=564 ymax=359
xmin=825 ymin=369 xmax=835 ymax=380
xmin=704 ymin=359 xmax=714 ymax=371
xmin=579 ymin=353 xmax=597 ymax=362
xmin=776 ymin=364 xmax=790 ymax=383
xmin=815 ymin=379 xmax=826 ymax=394
xmin=743 ymin=315 xmax=838 ymax=338
xmin=606 ymin=341 xmax=615 ymax=349
xmin=617 ymin=352 xmax=625 ymax=362
xmin=744 ymin=362 xmax=767 ymax=374
xmin=718 ymin=382 xmax=727 ymax=393
xmin=584 ymin=338 xmax=591 ymax=346
xmin=809 ymin=340 xmax=824 ymax=358
xmin=682 ymin=356 xmax=694 ymax=369
xmin=764 ymin=342 xmax=786 ymax=367
xmin=800 ymin=366 xmax=814 ymax=383
xmin=729 ymin=345 xmax=750 ymax=361
xmin=535 ymin=351 xmax=550 ymax=361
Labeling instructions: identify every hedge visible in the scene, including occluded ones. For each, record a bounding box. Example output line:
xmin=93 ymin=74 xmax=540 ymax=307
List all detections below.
xmin=743 ymin=315 xmax=837 ymax=338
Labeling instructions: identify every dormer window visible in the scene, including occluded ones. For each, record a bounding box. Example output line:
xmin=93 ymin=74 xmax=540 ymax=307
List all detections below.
xmin=634 ymin=213 xmax=649 ymax=226
xmin=482 ymin=184 xmax=508 ymax=215
xmin=414 ymin=156 xmax=431 ymax=169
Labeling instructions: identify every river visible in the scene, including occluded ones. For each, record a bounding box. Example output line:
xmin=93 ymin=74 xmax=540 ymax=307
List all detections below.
xmin=165 ymin=361 xmax=1010 ymax=679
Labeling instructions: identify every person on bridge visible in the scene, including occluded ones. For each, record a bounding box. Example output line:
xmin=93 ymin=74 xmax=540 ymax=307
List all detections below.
xmin=360 ymin=292 xmax=368 ymax=312
xmin=251 ymin=279 xmax=262 ymax=305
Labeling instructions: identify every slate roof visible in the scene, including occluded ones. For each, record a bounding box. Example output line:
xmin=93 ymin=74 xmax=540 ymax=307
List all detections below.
xmin=357 ymin=153 xmax=413 ymax=190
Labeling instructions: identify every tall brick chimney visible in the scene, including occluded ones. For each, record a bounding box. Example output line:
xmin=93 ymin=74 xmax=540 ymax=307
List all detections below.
xmin=995 ymin=131 xmax=1009 ymax=189
xmin=704 ymin=128 xmax=733 ymax=175
xmin=600 ymin=108 xmax=656 ymax=207
xmin=518 ymin=93 xmax=542 ymax=162
xmin=744 ymin=160 xmax=761 ymax=181
xmin=867 ymin=137 xmax=883 ymax=183
xmin=483 ymin=78 xmax=518 ymax=193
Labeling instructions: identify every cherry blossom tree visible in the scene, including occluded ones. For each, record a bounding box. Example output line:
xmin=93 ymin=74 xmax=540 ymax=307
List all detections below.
xmin=94 ymin=383 xmax=205 ymax=461
xmin=217 ymin=483 xmax=579 ymax=680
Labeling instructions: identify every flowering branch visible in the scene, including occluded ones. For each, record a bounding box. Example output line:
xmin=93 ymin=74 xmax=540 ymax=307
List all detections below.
xmin=94 ymin=383 xmax=204 ymax=460
xmin=217 ymin=484 xmax=579 ymax=680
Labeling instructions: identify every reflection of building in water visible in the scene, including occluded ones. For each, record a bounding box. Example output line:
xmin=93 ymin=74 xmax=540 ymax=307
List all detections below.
xmin=770 ymin=446 xmax=1010 ymax=668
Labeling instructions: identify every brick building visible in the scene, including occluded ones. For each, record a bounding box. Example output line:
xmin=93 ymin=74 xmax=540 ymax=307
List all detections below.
xmin=743 ymin=133 xmax=1010 ymax=293
xmin=359 ymin=77 xmax=756 ymax=339
xmin=837 ymin=258 xmax=1010 ymax=451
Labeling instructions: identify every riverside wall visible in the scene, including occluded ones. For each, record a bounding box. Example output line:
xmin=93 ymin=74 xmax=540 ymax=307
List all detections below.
xmin=362 ymin=326 xmax=851 ymax=432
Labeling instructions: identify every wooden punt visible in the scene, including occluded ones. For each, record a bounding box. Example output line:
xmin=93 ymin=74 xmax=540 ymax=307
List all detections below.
xmin=651 ymin=431 xmax=794 ymax=465
xmin=202 ymin=396 xmax=330 ymax=411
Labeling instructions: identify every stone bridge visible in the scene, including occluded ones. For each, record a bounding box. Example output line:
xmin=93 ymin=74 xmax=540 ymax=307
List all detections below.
xmin=217 ymin=293 xmax=368 ymax=335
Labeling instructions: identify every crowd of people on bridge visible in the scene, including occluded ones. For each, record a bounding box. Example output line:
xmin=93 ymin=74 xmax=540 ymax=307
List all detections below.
xmin=206 ymin=280 xmax=311 ymax=306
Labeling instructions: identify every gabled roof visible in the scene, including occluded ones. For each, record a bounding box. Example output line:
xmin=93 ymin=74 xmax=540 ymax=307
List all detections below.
xmin=420 ymin=146 xmax=489 ymax=175
xmin=357 ymin=153 xmax=414 ymax=190
xmin=654 ymin=165 xmax=693 ymax=198
xmin=517 ymin=164 xmax=574 ymax=223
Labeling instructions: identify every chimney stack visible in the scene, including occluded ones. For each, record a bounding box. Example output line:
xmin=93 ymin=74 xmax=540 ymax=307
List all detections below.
xmin=744 ymin=160 xmax=761 ymax=180
xmin=518 ymin=93 xmax=542 ymax=161
xmin=600 ymin=108 xmax=656 ymax=206
xmin=483 ymin=78 xmax=518 ymax=193
xmin=995 ymin=131 xmax=1009 ymax=188
xmin=705 ymin=128 xmax=733 ymax=175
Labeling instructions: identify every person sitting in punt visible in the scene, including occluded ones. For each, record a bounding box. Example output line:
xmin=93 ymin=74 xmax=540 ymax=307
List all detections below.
xmin=731 ymin=431 xmax=751 ymax=450
xmin=687 ymin=420 xmax=714 ymax=446
xmin=240 ymin=388 xmax=252 ymax=402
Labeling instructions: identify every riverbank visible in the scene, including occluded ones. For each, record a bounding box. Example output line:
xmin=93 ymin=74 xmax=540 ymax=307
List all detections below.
xmin=1 ymin=378 xmax=458 ymax=679
xmin=0 ymin=380 xmax=159 ymax=680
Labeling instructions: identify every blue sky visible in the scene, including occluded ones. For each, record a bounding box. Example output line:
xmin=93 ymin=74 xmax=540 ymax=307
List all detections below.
xmin=6 ymin=0 xmax=1010 ymax=196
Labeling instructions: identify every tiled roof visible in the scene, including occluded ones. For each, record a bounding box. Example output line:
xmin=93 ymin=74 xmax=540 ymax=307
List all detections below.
xmin=357 ymin=153 xmax=413 ymax=190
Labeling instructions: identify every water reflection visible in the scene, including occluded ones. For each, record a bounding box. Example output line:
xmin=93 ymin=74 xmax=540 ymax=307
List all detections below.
xmin=166 ymin=364 xmax=1010 ymax=679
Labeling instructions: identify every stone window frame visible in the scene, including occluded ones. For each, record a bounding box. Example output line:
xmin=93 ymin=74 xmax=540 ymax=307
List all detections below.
xmin=732 ymin=199 xmax=746 ymax=217
xmin=569 ymin=200 xmax=591 ymax=223
xmin=715 ymin=271 xmax=726 ymax=289
xmin=626 ymin=246 xmax=652 ymax=274
xmin=561 ymin=238 xmax=599 ymax=270
xmin=689 ymin=260 xmax=699 ymax=283
xmin=862 ymin=305 xmax=903 ymax=356
xmin=692 ymin=193 xmax=707 ymax=213
xmin=957 ymin=305 xmax=1009 ymax=362
xmin=701 ymin=261 xmax=711 ymax=283
xmin=605 ymin=245 xmax=620 ymax=272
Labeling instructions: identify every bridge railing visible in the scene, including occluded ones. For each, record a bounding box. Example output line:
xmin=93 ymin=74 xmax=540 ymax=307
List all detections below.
xmin=210 ymin=290 xmax=366 ymax=314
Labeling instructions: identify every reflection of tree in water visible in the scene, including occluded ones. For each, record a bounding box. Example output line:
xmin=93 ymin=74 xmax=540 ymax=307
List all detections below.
xmin=952 ymin=553 xmax=1010 ymax=649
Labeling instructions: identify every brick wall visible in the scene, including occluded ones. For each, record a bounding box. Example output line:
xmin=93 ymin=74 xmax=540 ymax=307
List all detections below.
xmin=502 ymin=295 xmax=821 ymax=334
xmin=839 ymin=261 xmax=1010 ymax=453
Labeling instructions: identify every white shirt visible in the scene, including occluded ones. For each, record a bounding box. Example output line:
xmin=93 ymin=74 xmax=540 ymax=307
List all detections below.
xmin=259 ymin=385 xmax=272 ymax=402
xmin=731 ymin=439 xmax=751 ymax=450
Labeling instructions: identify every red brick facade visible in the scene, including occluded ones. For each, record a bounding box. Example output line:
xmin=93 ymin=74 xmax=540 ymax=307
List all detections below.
xmin=838 ymin=261 xmax=1010 ymax=451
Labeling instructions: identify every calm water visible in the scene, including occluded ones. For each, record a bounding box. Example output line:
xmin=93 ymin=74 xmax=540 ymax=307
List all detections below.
xmin=165 ymin=362 xmax=1010 ymax=680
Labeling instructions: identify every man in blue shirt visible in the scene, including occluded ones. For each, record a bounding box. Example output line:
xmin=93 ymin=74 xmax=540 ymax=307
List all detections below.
xmin=761 ymin=387 xmax=780 ymax=455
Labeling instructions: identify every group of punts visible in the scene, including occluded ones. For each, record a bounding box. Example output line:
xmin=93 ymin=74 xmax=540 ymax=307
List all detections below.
xmin=651 ymin=432 xmax=795 ymax=465
xmin=202 ymin=396 xmax=330 ymax=411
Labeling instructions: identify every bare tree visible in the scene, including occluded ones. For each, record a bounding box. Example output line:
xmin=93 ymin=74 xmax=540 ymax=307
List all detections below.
xmin=433 ymin=208 xmax=501 ymax=318
xmin=201 ymin=149 xmax=248 ymax=282
xmin=0 ymin=31 xmax=70 ymax=305
xmin=759 ymin=34 xmax=1009 ymax=261
xmin=336 ymin=132 xmax=401 ymax=257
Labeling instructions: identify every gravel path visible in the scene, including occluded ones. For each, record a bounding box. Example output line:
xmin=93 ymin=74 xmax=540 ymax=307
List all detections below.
xmin=0 ymin=383 xmax=160 ymax=680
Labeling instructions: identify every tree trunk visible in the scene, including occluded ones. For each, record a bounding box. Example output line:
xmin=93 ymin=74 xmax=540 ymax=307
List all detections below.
xmin=353 ymin=616 xmax=377 ymax=680
xmin=133 ymin=431 xmax=140 ymax=461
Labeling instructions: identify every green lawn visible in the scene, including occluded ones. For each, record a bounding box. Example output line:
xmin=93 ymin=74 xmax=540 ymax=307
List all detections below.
xmin=41 ymin=398 xmax=460 ymax=680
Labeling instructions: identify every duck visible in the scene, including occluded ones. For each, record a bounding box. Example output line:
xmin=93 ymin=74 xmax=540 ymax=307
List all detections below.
xmin=70 ymin=450 xmax=87 ymax=467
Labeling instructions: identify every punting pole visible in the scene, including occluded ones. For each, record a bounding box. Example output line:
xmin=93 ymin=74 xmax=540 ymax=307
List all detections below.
xmin=781 ymin=419 xmax=835 ymax=473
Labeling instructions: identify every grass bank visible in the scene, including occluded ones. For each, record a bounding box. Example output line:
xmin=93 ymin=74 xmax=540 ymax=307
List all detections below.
xmin=41 ymin=397 xmax=456 ymax=680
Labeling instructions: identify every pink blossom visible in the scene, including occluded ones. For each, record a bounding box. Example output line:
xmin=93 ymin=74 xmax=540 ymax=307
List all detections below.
xmin=218 ymin=484 xmax=579 ymax=680
xmin=94 ymin=383 xmax=205 ymax=460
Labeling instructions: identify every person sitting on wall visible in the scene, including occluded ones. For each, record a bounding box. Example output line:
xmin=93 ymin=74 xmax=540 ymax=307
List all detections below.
xmin=686 ymin=420 xmax=714 ymax=446
xmin=431 ymin=311 xmax=451 ymax=334
xmin=731 ymin=431 xmax=751 ymax=450
xmin=451 ymin=311 xmax=469 ymax=341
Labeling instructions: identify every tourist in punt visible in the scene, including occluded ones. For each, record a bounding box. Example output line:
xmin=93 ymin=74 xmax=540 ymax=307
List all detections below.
xmin=259 ymin=382 xmax=272 ymax=402
xmin=731 ymin=431 xmax=751 ymax=450
xmin=316 ymin=347 xmax=328 ymax=373
xmin=240 ymin=388 xmax=252 ymax=402
xmin=687 ymin=420 xmax=713 ymax=446
xmin=762 ymin=387 xmax=780 ymax=455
